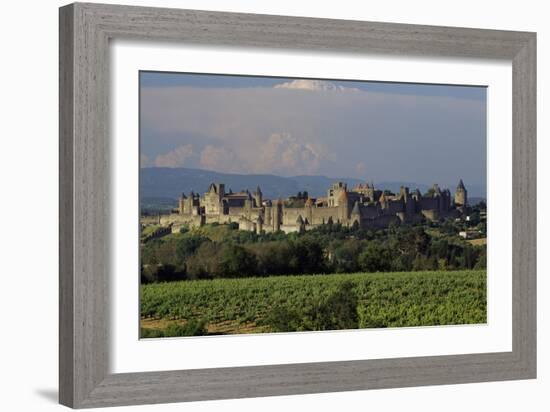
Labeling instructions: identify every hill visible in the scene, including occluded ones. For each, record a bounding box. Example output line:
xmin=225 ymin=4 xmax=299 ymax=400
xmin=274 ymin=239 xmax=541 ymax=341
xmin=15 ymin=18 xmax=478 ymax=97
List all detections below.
xmin=139 ymin=167 xmax=465 ymax=201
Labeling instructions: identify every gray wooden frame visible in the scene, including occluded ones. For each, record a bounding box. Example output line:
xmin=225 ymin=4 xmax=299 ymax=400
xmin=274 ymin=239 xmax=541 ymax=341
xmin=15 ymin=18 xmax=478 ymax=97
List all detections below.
xmin=59 ymin=2 xmax=536 ymax=408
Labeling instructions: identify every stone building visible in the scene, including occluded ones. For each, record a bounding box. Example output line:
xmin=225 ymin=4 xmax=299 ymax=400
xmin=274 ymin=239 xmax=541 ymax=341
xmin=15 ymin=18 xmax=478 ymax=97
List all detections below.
xmin=158 ymin=179 xmax=468 ymax=234
xmin=454 ymin=179 xmax=468 ymax=208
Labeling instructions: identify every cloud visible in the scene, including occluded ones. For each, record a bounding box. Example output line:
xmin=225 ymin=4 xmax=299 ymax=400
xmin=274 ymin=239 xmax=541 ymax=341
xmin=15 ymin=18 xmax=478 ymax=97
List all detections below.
xmin=273 ymin=79 xmax=359 ymax=92
xmin=255 ymin=133 xmax=328 ymax=175
xmin=140 ymin=82 xmax=486 ymax=185
xmin=154 ymin=144 xmax=195 ymax=167
xmin=199 ymin=145 xmax=239 ymax=172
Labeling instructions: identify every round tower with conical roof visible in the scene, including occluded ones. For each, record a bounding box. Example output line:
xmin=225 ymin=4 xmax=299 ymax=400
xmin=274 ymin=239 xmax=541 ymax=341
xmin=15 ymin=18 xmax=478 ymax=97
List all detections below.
xmin=454 ymin=179 xmax=468 ymax=207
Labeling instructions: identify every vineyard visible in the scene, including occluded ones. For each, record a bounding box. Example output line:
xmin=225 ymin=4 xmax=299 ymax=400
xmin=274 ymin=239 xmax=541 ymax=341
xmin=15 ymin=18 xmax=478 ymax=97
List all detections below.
xmin=140 ymin=269 xmax=486 ymax=337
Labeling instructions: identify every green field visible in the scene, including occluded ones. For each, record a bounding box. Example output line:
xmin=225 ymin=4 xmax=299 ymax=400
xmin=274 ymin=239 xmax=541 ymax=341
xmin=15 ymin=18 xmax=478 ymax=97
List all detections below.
xmin=140 ymin=269 xmax=486 ymax=337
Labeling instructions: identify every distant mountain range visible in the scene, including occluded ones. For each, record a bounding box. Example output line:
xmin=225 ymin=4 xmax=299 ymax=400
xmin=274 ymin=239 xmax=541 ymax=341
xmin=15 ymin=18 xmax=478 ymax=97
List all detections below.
xmin=140 ymin=167 xmax=486 ymax=202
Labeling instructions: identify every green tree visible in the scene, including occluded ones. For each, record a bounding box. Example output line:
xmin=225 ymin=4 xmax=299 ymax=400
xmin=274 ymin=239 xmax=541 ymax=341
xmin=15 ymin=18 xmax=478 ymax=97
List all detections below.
xmin=329 ymin=239 xmax=364 ymax=273
xmin=218 ymin=244 xmax=258 ymax=278
xmin=358 ymin=243 xmax=392 ymax=272
xmin=289 ymin=237 xmax=326 ymax=273
xmin=185 ymin=242 xmax=222 ymax=279
xmin=474 ymin=248 xmax=487 ymax=269
xmin=249 ymin=241 xmax=294 ymax=276
xmin=175 ymin=235 xmax=209 ymax=265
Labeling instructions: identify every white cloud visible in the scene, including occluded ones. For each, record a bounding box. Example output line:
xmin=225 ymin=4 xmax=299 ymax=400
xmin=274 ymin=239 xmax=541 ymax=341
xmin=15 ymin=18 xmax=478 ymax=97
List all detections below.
xmin=199 ymin=145 xmax=239 ymax=172
xmin=257 ymin=133 xmax=326 ymax=175
xmin=154 ymin=144 xmax=194 ymax=168
xmin=140 ymin=83 xmax=486 ymax=183
xmin=274 ymin=79 xmax=359 ymax=92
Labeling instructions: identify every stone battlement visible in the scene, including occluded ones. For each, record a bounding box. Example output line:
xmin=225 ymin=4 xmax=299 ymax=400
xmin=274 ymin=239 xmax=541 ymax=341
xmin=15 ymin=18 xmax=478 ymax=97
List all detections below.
xmin=148 ymin=179 xmax=468 ymax=234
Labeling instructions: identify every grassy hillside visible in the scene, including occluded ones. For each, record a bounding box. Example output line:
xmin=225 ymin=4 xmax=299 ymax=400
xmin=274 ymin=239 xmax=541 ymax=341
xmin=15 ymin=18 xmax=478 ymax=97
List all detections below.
xmin=140 ymin=269 xmax=486 ymax=337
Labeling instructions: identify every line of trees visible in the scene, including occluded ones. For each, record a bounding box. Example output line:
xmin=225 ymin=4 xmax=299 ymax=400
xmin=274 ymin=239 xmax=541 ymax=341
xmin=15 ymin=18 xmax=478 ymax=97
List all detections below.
xmin=141 ymin=222 xmax=486 ymax=283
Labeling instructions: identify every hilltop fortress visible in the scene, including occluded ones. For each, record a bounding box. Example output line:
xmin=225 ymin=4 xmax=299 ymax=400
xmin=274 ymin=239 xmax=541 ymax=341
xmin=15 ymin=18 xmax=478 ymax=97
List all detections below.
xmin=150 ymin=179 xmax=469 ymax=235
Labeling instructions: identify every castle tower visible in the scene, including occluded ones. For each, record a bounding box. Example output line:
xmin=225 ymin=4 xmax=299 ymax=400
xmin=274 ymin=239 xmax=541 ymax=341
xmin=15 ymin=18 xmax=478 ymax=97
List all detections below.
xmin=351 ymin=201 xmax=361 ymax=227
xmin=405 ymin=191 xmax=415 ymax=217
xmin=399 ymin=186 xmax=410 ymax=202
xmin=366 ymin=181 xmax=375 ymax=202
xmin=352 ymin=181 xmax=375 ymax=202
xmin=178 ymin=192 xmax=187 ymax=214
xmin=272 ymin=199 xmax=282 ymax=232
xmin=305 ymin=197 xmax=314 ymax=224
xmin=454 ymin=179 xmax=468 ymax=207
xmin=432 ymin=184 xmax=441 ymax=197
xmin=204 ymin=183 xmax=225 ymax=215
xmin=244 ymin=191 xmax=253 ymax=217
xmin=328 ymin=182 xmax=347 ymax=207
xmin=442 ymin=189 xmax=451 ymax=212
xmin=338 ymin=190 xmax=350 ymax=221
xmin=193 ymin=192 xmax=201 ymax=216
xmin=264 ymin=200 xmax=272 ymax=228
xmin=206 ymin=182 xmax=225 ymax=197
xmin=186 ymin=191 xmax=198 ymax=215
xmin=379 ymin=192 xmax=388 ymax=210
xmin=253 ymin=186 xmax=263 ymax=208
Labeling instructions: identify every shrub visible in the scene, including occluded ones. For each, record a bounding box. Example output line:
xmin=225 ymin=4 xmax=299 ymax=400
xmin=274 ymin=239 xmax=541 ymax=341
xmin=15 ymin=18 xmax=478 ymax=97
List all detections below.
xmin=329 ymin=239 xmax=364 ymax=273
xmin=412 ymin=254 xmax=438 ymax=271
xmin=263 ymin=306 xmax=303 ymax=332
xmin=217 ymin=244 xmax=258 ymax=278
xmin=308 ymin=281 xmax=358 ymax=330
xmin=248 ymin=241 xmax=295 ymax=276
xmin=163 ymin=320 xmax=208 ymax=337
xmin=141 ymin=264 xmax=185 ymax=283
xmin=265 ymin=281 xmax=358 ymax=332
xmin=474 ymin=250 xmax=487 ymax=269
xmin=175 ymin=235 xmax=210 ymax=264
xmin=185 ymin=242 xmax=222 ymax=279
xmin=358 ymin=243 xmax=393 ymax=272
xmin=140 ymin=327 xmax=164 ymax=338
xmin=289 ymin=236 xmax=326 ymax=274
xmin=141 ymin=321 xmax=209 ymax=338
xmin=140 ymin=220 xmax=487 ymax=283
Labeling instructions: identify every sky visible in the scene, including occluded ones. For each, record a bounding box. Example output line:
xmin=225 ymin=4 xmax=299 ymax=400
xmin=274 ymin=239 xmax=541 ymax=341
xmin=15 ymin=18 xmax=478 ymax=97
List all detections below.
xmin=140 ymin=71 xmax=487 ymax=190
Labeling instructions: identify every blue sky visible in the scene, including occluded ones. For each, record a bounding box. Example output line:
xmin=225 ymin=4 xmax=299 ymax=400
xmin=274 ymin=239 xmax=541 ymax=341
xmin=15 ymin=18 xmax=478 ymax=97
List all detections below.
xmin=140 ymin=71 xmax=486 ymax=192
xmin=140 ymin=71 xmax=486 ymax=101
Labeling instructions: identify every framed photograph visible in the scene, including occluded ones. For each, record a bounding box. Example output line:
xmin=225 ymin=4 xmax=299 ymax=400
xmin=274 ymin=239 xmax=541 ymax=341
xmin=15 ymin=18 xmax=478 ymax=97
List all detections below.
xmin=59 ymin=2 xmax=536 ymax=408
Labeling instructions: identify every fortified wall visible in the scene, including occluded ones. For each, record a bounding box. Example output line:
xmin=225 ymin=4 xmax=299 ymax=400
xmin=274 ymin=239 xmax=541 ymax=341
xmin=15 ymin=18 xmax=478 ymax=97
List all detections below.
xmin=152 ymin=180 xmax=468 ymax=234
